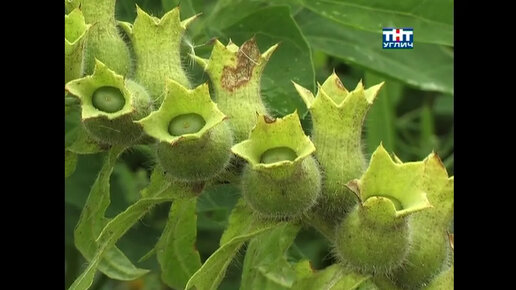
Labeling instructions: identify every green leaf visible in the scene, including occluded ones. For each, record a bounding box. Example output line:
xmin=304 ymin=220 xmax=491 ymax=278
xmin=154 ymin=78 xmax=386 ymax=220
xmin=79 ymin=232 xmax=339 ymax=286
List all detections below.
xmin=65 ymin=150 xmax=78 ymax=178
xmin=156 ymin=197 xmax=202 ymax=289
xmin=241 ymin=223 xmax=302 ymax=290
xmin=197 ymin=183 xmax=240 ymax=230
xmin=207 ymin=0 xmax=304 ymax=29
xmin=185 ymin=199 xmax=278 ymax=290
xmin=291 ymin=264 xmax=371 ymax=290
xmin=220 ymin=6 xmax=315 ymax=117
xmin=365 ymin=73 xmax=402 ymax=154
xmin=70 ymin=164 xmax=193 ymax=290
xmin=72 ymin=146 xmax=149 ymax=289
xmin=434 ymin=94 xmax=454 ymax=116
xmin=296 ymin=10 xmax=453 ymax=94
xmin=299 ymin=0 xmax=453 ymax=46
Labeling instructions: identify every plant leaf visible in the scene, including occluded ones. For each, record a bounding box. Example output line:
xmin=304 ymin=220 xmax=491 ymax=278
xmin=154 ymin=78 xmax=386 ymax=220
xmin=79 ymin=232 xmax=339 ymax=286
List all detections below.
xmin=185 ymin=199 xmax=278 ymax=290
xmin=73 ymin=145 xmax=148 ymax=287
xmin=241 ymin=223 xmax=302 ymax=289
xmin=70 ymin=164 xmax=193 ymax=290
xmin=296 ymin=10 xmax=453 ymax=94
xmin=157 ymin=197 xmax=202 ymax=289
xmin=65 ymin=150 xmax=78 ymax=178
xmin=299 ymin=0 xmax=453 ymax=46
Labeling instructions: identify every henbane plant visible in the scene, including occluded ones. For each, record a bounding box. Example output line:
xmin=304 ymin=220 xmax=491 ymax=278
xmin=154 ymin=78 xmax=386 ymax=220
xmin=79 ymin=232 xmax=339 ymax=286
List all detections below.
xmin=65 ymin=2 xmax=453 ymax=290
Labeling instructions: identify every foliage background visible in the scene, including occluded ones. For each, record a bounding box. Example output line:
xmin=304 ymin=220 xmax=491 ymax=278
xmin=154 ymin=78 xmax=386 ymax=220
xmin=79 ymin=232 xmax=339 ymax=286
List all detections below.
xmin=65 ymin=0 xmax=453 ymax=289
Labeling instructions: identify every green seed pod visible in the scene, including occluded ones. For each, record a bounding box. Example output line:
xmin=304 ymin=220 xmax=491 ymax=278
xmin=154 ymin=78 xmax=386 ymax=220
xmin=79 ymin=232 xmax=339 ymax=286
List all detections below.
xmin=232 ymin=112 xmax=321 ymax=218
xmin=192 ymin=38 xmax=278 ymax=143
xmin=137 ymin=80 xmax=232 ymax=183
xmin=65 ymin=60 xmax=153 ymax=145
xmin=335 ymin=144 xmax=431 ymax=274
xmin=80 ymin=0 xmax=132 ymax=76
xmin=65 ymin=8 xmax=90 ymax=83
xmin=392 ymin=153 xmax=454 ymax=288
xmin=119 ymin=7 xmax=197 ymax=101
xmin=294 ymin=73 xmax=384 ymax=222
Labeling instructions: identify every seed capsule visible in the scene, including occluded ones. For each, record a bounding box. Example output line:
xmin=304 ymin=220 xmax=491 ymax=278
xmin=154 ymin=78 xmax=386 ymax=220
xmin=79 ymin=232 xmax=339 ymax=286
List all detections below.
xmin=260 ymin=147 xmax=298 ymax=164
xmin=92 ymin=87 xmax=126 ymax=113
xmin=168 ymin=113 xmax=206 ymax=136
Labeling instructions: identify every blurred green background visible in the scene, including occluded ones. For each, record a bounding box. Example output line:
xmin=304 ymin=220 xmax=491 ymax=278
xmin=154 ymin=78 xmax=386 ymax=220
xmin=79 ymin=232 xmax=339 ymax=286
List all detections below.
xmin=65 ymin=0 xmax=453 ymax=289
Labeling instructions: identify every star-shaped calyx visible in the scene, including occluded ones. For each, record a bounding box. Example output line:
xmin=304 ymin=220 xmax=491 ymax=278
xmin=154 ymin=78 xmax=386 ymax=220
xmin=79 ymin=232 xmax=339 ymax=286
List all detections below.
xmin=335 ymin=144 xmax=432 ymax=274
xmin=294 ymin=72 xmax=384 ymax=220
xmin=119 ymin=6 xmax=199 ymax=100
xmin=231 ymin=112 xmax=321 ymax=218
xmin=347 ymin=144 xmax=432 ymax=223
xmin=192 ymin=38 xmax=278 ymax=143
xmin=65 ymin=60 xmax=152 ymax=145
xmin=137 ymin=80 xmax=227 ymax=145
xmin=137 ymin=80 xmax=232 ymax=182
xmin=392 ymin=152 xmax=454 ymax=287
xmin=231 ymin=112 xmax=315 ymax=174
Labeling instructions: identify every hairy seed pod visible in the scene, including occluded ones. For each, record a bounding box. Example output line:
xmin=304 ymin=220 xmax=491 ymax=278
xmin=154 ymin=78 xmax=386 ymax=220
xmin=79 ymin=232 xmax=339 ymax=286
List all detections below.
xmin=80 ymin=0 xmax=132 ymax=76
xmin=392 ymin=153 xmax=454 ymax=288
xmin=119 ymin=7 xmax=197 ymax=102
xmin=65 ymin=8 xmax=90 ymax=83
xmin=232 ymin=113 xmax=321 ymax=218
xmin=335 ymin=144 xmax=431 ymax=274
xmin=192 ymin=38 xmax=278 ymax=143
xmin=137 ymin=79 xmax=232 ymax=182
xmin=294 ymin=74 xmax=384 ymax=222
xmin=65 ymin=60 xmax=153 ymax=145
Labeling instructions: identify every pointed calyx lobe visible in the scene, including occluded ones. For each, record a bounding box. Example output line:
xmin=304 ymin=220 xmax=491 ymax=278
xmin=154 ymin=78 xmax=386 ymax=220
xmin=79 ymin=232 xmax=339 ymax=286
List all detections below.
xmin=65 ymin=60 xmax=152 ymax=145
xmin=138 ymin=80 xmax=232 ymax=182
xmin=232 ymin=112 xmax=321 ymax=218
xmin=335 ymin=144 xmax=431 ymax=274
xmin=121 ymin=7 xmax=196 ymax=102
xmin=392 ymin=153 xmax=454 ymax=288
xmin=194 ymin=38 xmax=278 ymax=143
xmin=294 ymin=73 xmax=384 ymax=221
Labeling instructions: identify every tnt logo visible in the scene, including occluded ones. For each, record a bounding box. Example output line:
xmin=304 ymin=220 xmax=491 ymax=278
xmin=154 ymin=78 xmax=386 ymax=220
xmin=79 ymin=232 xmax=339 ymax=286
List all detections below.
xmin=382 ymin=28 xmax=413 ymax=49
